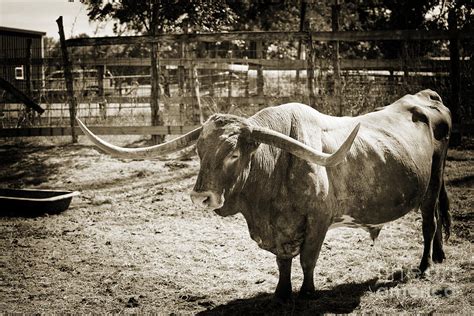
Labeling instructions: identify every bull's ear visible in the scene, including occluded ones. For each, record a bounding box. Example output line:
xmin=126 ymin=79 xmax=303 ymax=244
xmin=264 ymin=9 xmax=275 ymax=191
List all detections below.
xmin=238 ymin=124 xmax=259 ymax=155
xmin=248 ymin=141 xmax=260 ymax=156
xmin=238 ymin=137 xmax=260 ymax=156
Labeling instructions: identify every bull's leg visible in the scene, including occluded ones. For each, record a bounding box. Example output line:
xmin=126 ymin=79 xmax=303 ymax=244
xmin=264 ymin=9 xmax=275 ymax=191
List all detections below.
xmin=299 ymin=221 xmax=329 ymax=299
xmin=432 ymin=205 xmax=446 ymax=263
xmin=275 ymin=257 xmax=293 ymax=301
xmin=419 ymin=181 xmax=443 ymax=273
xmin=419 ymin=153 xmax=446 ymax=274
xmin=420 ymin=201 xmax=437 ymax=273
xmin=433 ymin=181 xmax=450 ymax=263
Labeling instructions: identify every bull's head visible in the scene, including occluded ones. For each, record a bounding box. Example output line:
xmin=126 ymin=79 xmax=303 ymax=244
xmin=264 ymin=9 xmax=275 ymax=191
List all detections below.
xmin=190 ymin=115 xmax=258 ymax=211
xmin=76 ymin=115 xmax=359 ymax=213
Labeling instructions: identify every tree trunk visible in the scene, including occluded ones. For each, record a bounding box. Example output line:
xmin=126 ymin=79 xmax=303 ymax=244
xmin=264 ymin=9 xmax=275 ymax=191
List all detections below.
xmin=150 ymin=41 xmax=164 ymax=144
xmin=448 ymin=8 xmax=461 ymax=146
xmin=331 ymin=0 xmax=342 ymax=116
xmin=57 ymin=16 xmax=77 ymax=143
xmin=296 ymin=0 xmax=307 ymax=88
xmin=150 ymin=0 xmax=164 ymax=144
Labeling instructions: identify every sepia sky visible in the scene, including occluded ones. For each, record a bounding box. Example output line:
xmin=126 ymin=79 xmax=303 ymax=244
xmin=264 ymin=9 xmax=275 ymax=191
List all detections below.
xmin=0 ymin=0 xmax=114 ymax=39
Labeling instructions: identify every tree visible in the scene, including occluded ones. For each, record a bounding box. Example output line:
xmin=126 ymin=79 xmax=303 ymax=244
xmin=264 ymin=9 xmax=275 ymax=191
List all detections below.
xmin=83 ymin=0 xmax=236 ymax=143
xmin=225 ymin=0 xmax=300 ymax=31
xmin=354 ymin=0 xmax=439 ymax=58
xmin=85 ymin=0 xmax=236 ymax=34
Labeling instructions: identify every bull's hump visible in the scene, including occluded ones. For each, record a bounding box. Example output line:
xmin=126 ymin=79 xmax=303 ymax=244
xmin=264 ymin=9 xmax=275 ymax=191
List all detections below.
xmin=394 ymin=91 xmax=452 ymax=141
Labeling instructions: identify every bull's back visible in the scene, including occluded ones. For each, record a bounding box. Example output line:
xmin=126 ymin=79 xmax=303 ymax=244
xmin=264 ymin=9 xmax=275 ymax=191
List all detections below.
xmin=322 ymin=90 xmax=449 ymax=225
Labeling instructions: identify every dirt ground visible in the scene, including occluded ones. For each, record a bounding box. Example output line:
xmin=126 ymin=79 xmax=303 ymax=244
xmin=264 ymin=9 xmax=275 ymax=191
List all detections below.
xmin=0 ymin=135 xmax=472 ymax=314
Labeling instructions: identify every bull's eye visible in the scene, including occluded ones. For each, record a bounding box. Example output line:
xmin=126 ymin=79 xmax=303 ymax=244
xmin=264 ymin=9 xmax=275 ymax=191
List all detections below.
xmin=224 ymin=150 xmax=240 ymax=168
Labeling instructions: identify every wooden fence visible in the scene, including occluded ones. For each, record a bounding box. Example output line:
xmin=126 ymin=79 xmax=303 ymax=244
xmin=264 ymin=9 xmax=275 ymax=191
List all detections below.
xmin=0 ymin=28 xmax=472 ymax=139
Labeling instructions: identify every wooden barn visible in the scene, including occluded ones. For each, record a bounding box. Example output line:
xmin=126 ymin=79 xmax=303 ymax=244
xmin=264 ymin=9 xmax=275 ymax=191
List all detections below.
xmin=0 ymin=26 xmax=45 ymax=99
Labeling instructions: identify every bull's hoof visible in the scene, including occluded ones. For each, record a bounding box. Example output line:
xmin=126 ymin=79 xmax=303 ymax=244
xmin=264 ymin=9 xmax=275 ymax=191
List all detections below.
xmin=272 ymin=295 xmax=293 ymax=305
xmin=273 ymin=288 xmax=293 ymax=304
xmin=418 ymin=258 xmax=432 ymax=276
xmin=298 ymin=289 xmax=318 ymax=300
xmin=420 ymin=257 xmax=431 ymax=273
xmin=432 ymin=248 xmax=446 ymax=263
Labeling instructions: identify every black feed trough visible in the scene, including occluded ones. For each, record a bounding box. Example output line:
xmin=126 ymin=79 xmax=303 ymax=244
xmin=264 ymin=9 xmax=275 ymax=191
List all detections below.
xmin=0 ymin=188 xmax=79 ymax=217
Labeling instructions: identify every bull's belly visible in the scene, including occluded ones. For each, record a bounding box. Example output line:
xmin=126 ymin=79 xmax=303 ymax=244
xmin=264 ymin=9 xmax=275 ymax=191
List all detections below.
xmin=330 ymin=151 xmax=430 ymax=225
xmin=329 ymin=215 xmax=384 ymax=241
xmin=329 ymin=200 xmax=419 ymax=239
xmin=353 ymin=192 xmax=421 ymax=221
xmin=329 ymin=214 xmax=385 ymax=230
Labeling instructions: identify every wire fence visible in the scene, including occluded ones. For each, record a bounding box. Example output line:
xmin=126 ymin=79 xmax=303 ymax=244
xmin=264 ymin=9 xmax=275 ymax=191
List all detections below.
xmin=0 ymin=31 xmax=472 ymax=133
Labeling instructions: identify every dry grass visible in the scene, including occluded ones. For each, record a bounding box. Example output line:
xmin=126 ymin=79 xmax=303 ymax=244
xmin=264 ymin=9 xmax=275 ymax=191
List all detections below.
xmin=0 ymin=136 xmax=472 ymax=314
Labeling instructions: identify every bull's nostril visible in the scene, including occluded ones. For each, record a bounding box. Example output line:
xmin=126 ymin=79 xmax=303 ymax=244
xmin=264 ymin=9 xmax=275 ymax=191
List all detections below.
xmin=191 ymin=190 xmax=222 ymax=209
xmin=191 ymin=191 xmax=211 ymax=207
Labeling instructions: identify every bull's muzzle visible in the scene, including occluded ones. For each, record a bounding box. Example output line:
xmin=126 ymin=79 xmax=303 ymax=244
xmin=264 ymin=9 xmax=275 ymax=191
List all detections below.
xmin=190 ymin=190 xmax=224 ymax=210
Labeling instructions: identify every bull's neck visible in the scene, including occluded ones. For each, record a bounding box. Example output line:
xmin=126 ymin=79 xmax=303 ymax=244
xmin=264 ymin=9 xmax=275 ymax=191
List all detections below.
xmin=236 ymin=124 xmax=293 ymax=219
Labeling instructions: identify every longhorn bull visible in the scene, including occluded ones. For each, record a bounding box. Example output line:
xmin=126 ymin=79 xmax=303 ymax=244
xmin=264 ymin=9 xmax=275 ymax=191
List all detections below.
xmin=77 ymin=89 xmax=451 ymax=301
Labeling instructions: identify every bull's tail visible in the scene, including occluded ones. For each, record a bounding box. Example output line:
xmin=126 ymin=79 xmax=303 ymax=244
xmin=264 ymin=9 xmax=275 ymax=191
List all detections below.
xmin=438 ymin=179 xmax=451 ymax=241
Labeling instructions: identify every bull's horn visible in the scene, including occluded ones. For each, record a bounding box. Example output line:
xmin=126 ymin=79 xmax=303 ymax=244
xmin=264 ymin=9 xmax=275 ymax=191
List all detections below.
xmin=76 ymin=118 xmax=202 ymax=159
xmin=241 ymin=123 xmax=360 ymax=166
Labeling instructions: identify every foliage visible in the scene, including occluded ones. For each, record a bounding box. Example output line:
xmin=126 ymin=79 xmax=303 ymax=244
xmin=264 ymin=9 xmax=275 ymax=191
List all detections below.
xmin=343 ymin=0 xmax=472 ymax=58
xmin=81 ymin=1 xmax=471 ymax=55
xmin=80 ymin=1 xmax=471 ymax=61
xmin=225 ymin=0 xmax=301 ymax=31
xmin=83 ymin=0 xmax=236 ymax=35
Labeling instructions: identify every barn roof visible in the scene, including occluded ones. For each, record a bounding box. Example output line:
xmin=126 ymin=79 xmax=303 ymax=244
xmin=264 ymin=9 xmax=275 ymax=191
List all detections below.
xmin=0 ymin=26 xmax=46 ymax=37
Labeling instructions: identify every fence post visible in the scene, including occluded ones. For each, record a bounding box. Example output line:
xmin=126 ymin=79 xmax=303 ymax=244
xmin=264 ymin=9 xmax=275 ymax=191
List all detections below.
xmin=163 ymin=66 xmax=171 ymax=97
xmin=256 ymin=40 xmax=264 ymax=101
xmin=150 ymin=40 xmax=164 ymax=144
xmin=149 ymin=0 xmax=165 ymax=143
xmin=25 ymin=38 xmax=34 ymax=124
xmin=96 ymin=65 xmax=104 ymax=97
xmin=25 ymin=39 xmax=32 ymax=97
xmin=189 ymin=62 xmax=196 ymax=122
xmin=192 ymin=65 xmax=204 ymax=124
xmin=244 ymin=57 xmax=250 ymax=98
xmin=306 ymin=33 xmax=316 ymax=108
xmin=227 ymin=70 xmax=233 ymax=112
xmin=296 ymin=0 xmax=308 ymax=89
xmin=331 ymin=0 xmax=342 ymax=115
xmin=448 ymin=9 xmax=461 ymax=146
xmin=178 ymin=40 xmax=186 ymax=123
xmin=56 ymin=16 xmax=77 ymax=143
xmin=402 ymin=41 xmax=409 ymax=79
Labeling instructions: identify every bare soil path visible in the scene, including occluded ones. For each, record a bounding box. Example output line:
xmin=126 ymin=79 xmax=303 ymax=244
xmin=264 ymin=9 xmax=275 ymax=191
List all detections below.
xmin=0 ymin=136 xmax=472 ymax=313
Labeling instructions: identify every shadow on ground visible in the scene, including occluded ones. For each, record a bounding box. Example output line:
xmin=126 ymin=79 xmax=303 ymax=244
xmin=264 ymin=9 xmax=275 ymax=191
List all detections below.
xmin=447 ymin=175 xmax=474 ymax=187
xmin=0 ymin=142 xmax=93 ymax=186
xmin=198 ymin=277 xmax=403 ymax=315
xmin=0 ymin=143 xmax=56 ymax=187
